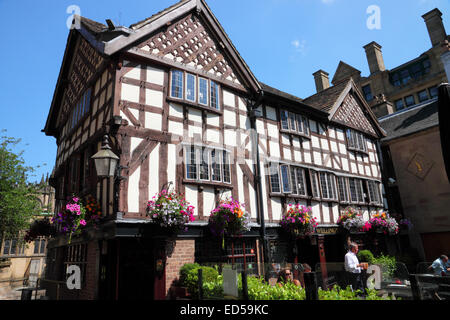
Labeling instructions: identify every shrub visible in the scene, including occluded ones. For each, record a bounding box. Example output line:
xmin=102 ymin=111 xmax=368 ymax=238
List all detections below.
xmin=358 ymin=250 xmax=375 ymax=264
xmin=373 ymin=254 xmax=397 ymax=280
xmin=179 ymin=263 xmax=200 ymax=287
xmin=185 ymin=266 xmax=220 ymax=298
xmin=242 ymin=276 xmax=306 ymax=300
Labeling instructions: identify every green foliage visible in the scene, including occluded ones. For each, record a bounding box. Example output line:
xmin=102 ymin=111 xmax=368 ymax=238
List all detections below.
xmin=184 ymin=265 xmax=220 ymax=299
xmin=372 ymin=254 xmax=397 ymax=280
xmin=0 ymin=134 xmax=41 ymax=240
xmin=318 ymin=285 xmax=395 ymax=300
xmin=319 ymin=285 xmax=361 ymax=300
xmin=179 ymin=263 xmax=200 ymax=287
xmin=239 ymin=276 xmax=305 ymax=300
xmin=358 ymin=250 xmax=375 ymax=264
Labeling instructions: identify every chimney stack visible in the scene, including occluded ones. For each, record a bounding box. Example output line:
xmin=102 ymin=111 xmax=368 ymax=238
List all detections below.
xmin=313 ymin=70 xmax=330 ymax=93
xmin=363 ymin=41 xmax=386 ymax=75
xmin=422 ymin=8 xmax=447 ymax=48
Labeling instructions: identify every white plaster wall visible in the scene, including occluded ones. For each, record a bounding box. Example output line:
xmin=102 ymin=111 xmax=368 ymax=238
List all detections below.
xmin=128 ymin=167 xmax=140 ymax=213
xmin=167 ymin=144 xmax=176 ymax=186
xmin=283 ymin=148 xmax=292 ymax=161
xmin=169 ymin=103 xmax=183 ymax=118
xmin=203 ymin=187 xmax=216 ymax=217
xmin=207 ymin=113 xmax=220 ymax=127
xmin=322 ymin=203 xmax=330 ymax=223
xmin=145 ymin=112 xmax=162 ymax=131
xmin=267 ymin=124 xmax=279 ymax=141
xmin=185 ymin=185 xmax=198 ymax=216
xmin=121 ymin=84 xmax=140 ymax=103
xmin=168 ymin=120 xmax=184 ymax=136
xmin=224 ymin=109 xmax=237 ymax=127
xmin=145 ymin=89 xmax=163 ymax=108
xmin=313 ymin=151 xmax=322 ymax=166
xmin=147 ymin=66 xmax=165 ymax=85
xmin=149 ymin=144 xmax=160 ymax=198
xmin=189 ymin=124 xmax=202 ymax=139
xmin=125 ymin=65 xmax=141 ymax=80
xmin=237 ymin=165 xmax=245 ymax=204
xmin=271 ymin=198 xmax=282 ymax=221
xmin=130 ymin=137 xmax=143 ymax=155
xmin=248 ymin=184 xmax=257 ymax=219
xmin=223 ymin=90 xmax=235 ymax=107
xmin=269 ymin=141 xmax=280 ymax=158
xmin=188 ymin=108 xmax=202 ymax=123
xmin=311 ymin=202 xmax=321 ymax=222
xmin=206 ymin=128 xmax=220 ymax=144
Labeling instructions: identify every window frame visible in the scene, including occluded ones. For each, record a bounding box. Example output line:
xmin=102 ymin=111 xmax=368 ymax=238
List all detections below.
xmin=185 ymin=73 xmax=197 ymax=103
xmin=417 ymin=89 xmax=429 ymax=103
xmin=170 ymin=69 xmax=184 ymax=99
xmin=362 ymin=84 xmax=373 ymax=102
xmin=346 ymin=129 xmax=367 ymax=154
xmin=210 ymin=80 xmax=220 ymax=110
xmin=404 ymin=95 xmax=415 ymax=107
xmin=395 ymin=99 xmax=404 ymax=111
xmin=337 ymin=176 xmax=350 ymax=203
xmin=309 ymin=170 xmax=321 ymax=199
xmin=184 ymin=145 xmax=231 ymax=185
xmin=318 ymin=172 xmax=338 ymax=201
xmin=198 ymin=77 xmax=209 ymax=106
xmin=280 ymin=109 xmax=311 ymax=138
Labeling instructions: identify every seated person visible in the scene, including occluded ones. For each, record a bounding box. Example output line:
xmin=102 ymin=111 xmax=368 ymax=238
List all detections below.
xmin=277 ymin=268 xmax=292 ymax=285
xmin=431 ymin=255 xmax=450 ymax=276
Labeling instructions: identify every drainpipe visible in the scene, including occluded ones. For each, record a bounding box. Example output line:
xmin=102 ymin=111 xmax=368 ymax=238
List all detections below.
xmin=248 ymin=91 xmax=270 ymax=265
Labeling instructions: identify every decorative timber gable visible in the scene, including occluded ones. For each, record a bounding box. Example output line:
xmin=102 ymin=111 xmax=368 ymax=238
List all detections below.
xmin=133 ymin=13 xmax=242 ymax=87
xmin=332 ymin=92 xmax=377 ymax=136
xmin=56 ymin=36 xmax=105 ymax=128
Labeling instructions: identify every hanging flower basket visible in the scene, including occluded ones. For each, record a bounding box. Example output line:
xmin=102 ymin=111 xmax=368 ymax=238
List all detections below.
xmin=280 ymin=204 xmax=318 ymax=238
xmin=366 ymin=212 xmax=399 ymax=235
xmin=337 ymin=207 xmax=368 ymax=233
xmin=208 ymin=198 xmax=251 ymax=238
xmin=24 ymin=217 xmax=57 ymax=243
xmin=51 ymin=196 xmax=97 ymax=244
xmin=146 ymin=189 xmax=195 ymax=233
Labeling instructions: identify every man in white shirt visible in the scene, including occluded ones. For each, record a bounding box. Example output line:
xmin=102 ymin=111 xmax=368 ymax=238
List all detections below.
xmin=344 ymin=242 xmax=365 ymax=293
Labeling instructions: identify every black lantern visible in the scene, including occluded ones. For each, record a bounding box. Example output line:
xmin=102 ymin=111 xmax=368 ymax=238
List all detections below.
xmin=91 ymin=135 xmax=119 ymax=178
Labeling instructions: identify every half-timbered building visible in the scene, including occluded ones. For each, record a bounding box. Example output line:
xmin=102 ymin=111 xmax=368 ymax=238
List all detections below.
xmin=43 ymin=0 xmax=387 ymax=300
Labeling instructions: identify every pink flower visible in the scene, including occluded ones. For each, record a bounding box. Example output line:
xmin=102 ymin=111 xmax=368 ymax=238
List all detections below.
xmin=79 ymin=219 xmax=86 ymax=226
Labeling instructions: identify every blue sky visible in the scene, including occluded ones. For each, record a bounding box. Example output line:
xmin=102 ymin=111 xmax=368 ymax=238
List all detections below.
xmin=0 ymin=0 xmax=448 ymax=182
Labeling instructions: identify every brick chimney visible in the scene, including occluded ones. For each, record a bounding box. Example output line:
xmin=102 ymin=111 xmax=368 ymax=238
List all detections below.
xmin=422 ymin=8 xmax=447 ymax=48
xmin=363 ymin=41 xmax=386 ymax=75
xmin=313 ymin=70 xmax=330 ymax=93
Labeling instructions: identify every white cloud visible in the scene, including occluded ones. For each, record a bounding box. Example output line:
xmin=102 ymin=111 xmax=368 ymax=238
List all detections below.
xmin=291 ymin=39 xmax=307 ymax=55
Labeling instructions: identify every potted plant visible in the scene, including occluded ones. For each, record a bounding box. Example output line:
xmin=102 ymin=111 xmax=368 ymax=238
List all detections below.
xmin=146 ymin=189 xmax=195 ymax=234
xmin=208 ymin=198 xmax=251 ymax=243
xmin=337 ymin=207 xmax=368 ymax=233
xmin=280 ymin=204 xmax=318 ymax=238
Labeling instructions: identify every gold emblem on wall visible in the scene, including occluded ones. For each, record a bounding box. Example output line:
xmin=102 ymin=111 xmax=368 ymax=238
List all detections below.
xmin=406 ymin=153 xmax=434 ymax=180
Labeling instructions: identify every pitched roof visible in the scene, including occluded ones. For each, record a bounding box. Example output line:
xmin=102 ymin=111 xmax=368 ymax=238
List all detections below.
xmin=79 ymin=16 xmax=107 ymax=34
xmin=259 ymin=82 xmax=303 ymax=103
xmin=379 ymin=99 xmax=439 ymax=142
xmin=129 ymin=0 xmax=191 ymax=30
xmin=302 ymin=80 xmax=349 ymax=113
xmin=331 ymin=61 xmax=361 ymax=85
